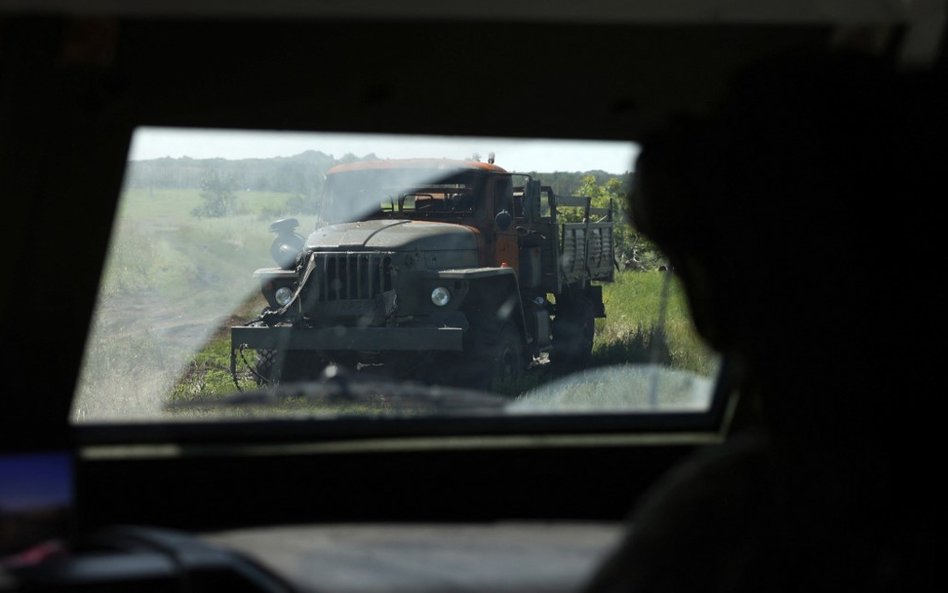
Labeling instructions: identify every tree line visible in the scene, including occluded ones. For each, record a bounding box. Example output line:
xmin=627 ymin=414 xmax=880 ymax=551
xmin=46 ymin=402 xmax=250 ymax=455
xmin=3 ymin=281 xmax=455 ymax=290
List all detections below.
xmin=123 ymin=150 xmax=363 ymax=196
xmin=125 ymin=153 xmax=659 ymax=269
xmin=124 ymin=152 xmax=631 ymax=202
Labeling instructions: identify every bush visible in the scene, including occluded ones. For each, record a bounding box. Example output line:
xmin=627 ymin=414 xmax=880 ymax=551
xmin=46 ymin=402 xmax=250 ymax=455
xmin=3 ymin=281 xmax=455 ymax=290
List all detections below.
xmin=192 ymin=171 xmax=243 ymax=218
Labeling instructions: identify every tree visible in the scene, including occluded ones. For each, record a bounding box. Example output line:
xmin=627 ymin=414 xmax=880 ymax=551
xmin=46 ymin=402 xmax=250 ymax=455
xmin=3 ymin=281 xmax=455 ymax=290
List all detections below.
xmin=574 ymin=175 xmax=663 ymax=271
xmin=191 ymin=171 xmax=241 ymax=218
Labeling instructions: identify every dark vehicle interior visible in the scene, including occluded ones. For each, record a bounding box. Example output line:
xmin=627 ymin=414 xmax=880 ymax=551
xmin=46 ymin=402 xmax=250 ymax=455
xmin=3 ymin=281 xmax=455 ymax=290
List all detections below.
xmin=1 ymin=1 xmax=943 ymax=592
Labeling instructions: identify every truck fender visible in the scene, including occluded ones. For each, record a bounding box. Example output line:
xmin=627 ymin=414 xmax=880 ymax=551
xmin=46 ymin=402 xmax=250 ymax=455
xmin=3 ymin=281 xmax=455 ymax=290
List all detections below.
xmin=439 ymin=267 xmax=530 ymax=344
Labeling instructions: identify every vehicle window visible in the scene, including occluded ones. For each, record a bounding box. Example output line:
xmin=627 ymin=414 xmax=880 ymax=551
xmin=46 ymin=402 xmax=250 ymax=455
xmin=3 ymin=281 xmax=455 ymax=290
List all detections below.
xmin=329 ymin=169 xmax=482 ymax=219
xmin=71 ymin=128 xmax=720 ymax=423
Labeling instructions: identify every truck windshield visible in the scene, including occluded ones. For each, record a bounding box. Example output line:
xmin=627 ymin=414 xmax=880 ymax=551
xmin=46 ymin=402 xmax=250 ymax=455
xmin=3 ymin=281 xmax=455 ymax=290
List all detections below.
xmin=324 ymin=168 xmax=484 ymax=221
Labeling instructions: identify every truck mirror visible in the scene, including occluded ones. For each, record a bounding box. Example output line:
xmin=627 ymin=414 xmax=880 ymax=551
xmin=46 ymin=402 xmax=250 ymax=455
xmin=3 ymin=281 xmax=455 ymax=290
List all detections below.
xmin=270 ymin=233 xmax=304 ymax=269
xmin=524 ymin=180 xmax=542 ymax=220
xmin=269 ymin=218 xmax=303 ymax=269
xmin=495 ymin=210 xmax=513 ymax=230
xmin=269 ymin=217 xmax=299 ymax=234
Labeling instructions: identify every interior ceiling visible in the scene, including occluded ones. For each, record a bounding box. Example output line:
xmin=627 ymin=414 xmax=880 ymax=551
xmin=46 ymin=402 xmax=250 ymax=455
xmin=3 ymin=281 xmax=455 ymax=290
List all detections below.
xmin=1 ymin=2 xmax=940 ymax=143
xmin=105 ymin=22 xmax=844 ymax=141
xmin=0 ymin=0 xmax=940 ymax=24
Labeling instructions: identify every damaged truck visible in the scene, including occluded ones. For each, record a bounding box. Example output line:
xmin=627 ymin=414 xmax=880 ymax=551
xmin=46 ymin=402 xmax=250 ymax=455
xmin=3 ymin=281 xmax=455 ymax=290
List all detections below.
xmin=231 ymin=158 xmax=616 ymax=390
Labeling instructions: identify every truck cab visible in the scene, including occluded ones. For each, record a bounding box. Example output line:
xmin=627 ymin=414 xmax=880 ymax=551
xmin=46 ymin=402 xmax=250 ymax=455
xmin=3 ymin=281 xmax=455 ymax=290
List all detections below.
xmin=323 ymin=158 xmax=519 ymax=271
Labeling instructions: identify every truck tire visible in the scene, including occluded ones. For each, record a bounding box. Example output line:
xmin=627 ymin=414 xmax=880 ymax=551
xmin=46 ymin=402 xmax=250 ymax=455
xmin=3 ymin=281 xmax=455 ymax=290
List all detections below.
xmin=253 ymin=349 xmax=276 ymax=385
xmin=485 ymin=323 xmax=525 ymax=387
xmin=254 ymin=349 xmax=326 ymax=385
xmin=456 ymin=321 xmax=525 ymax=392
xmin=551 ymin=299 xmax=595 ymax=369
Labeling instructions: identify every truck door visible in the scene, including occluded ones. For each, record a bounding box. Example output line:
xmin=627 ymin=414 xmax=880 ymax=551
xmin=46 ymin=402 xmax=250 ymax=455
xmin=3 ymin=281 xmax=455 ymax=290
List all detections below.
xmin=516 ymin=179 xmax=544 ymax=290
xmin=492 ymin=175 xmax=519 ymax=271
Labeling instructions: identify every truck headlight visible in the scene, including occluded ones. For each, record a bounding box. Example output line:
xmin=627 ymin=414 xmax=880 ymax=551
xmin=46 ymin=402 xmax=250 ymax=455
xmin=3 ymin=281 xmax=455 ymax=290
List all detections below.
xmin=430 ymin=286 xmax=451 ymax=307
xmin=275 ymin=286 xmax=295 ymax=306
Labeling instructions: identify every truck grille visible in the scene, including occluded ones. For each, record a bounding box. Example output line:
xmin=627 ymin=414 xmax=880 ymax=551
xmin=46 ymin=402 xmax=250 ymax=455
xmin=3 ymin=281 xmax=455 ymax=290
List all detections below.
xmin=311 ymin=252 xmax=394 ymax=301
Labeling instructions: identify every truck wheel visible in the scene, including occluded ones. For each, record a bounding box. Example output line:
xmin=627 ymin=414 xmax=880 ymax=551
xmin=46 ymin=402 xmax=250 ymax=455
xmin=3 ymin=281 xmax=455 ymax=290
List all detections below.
xmin=254 ymin=349 xmax=326 ymax=385
xmin=253 ymin=349 xmax=276 ymax=385
xmin=492 ymin=323 xmax=525 ymax=384
xmin=470 ymin=322 xmax=524 ymax=392
xmin=551 ymin=299 xmax=595 ymax=369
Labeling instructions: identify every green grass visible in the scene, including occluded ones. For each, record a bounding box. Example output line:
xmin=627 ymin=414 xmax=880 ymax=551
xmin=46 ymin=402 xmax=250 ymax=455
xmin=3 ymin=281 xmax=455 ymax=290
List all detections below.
xmin=594 ymin=271 xmax=716 ymax=376
xmin=99 ymin=188 xmax=308 ymax=300
xmin=170 ymin=332 xmax=240 ymax=401
xmin=73 ymin=188 xmax=307 ymax=420
xmin=117 ymin=188 xmax=304 ymax=222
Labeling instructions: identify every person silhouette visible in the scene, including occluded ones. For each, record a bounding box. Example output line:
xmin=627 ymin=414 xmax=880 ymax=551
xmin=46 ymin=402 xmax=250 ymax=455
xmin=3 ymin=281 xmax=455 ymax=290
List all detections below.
xmin=584 ymin=50 xmax=941 ymax=593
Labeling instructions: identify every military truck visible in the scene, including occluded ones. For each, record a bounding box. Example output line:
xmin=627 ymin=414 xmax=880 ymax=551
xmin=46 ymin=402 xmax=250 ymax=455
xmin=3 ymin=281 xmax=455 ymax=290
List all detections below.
xmin=231 ymin=158 xmax=616 ymax=390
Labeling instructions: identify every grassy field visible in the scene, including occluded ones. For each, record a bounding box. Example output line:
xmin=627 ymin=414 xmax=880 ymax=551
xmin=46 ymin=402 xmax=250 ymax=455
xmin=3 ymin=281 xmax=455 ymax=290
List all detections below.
xmin=594 ymin=271 xmax=715 ymax=376
xmin=73 ymin=186 xmax=717 ymax=420
xmin=73 ymin=188 xmax=305 ymax=420
xmin=99 ymin=188 xmax=304 ymax=299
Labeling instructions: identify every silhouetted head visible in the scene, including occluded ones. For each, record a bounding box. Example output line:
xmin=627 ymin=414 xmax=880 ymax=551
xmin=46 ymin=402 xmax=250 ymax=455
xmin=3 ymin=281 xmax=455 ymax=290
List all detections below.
xmin=586 ymin=50 xmax=942 ymax=593
xmin=632 ymin=50 xmax=940 ymax=440
xmin=636 ymin=52 xmax=934 ymax=367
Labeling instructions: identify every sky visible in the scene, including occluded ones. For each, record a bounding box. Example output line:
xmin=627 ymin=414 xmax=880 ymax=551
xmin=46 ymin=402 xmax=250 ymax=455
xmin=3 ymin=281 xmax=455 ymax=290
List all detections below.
xmin=128 ymin=127 xmax=640 ymax=174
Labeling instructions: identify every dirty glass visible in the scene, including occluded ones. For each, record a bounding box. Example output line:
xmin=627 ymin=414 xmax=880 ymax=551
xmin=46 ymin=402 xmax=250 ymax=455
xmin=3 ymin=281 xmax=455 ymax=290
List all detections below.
xmin=71 ymin=128 xmax=720 ymax=423
xmin=331 ymin=169 xmax=481 ymax=218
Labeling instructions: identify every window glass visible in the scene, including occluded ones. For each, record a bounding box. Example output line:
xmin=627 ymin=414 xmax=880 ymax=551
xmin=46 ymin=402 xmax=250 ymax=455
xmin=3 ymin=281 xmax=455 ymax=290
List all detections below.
xmin=71 ymin=128 xmax=719 ymax=423
xmin=326 ymin=168 xmax=482 ymax=219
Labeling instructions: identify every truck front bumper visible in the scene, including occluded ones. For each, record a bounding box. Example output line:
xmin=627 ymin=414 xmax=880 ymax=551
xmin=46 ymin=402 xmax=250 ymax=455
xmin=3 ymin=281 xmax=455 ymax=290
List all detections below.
xmin=231 ymin=324 xmax=465 ymax=352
